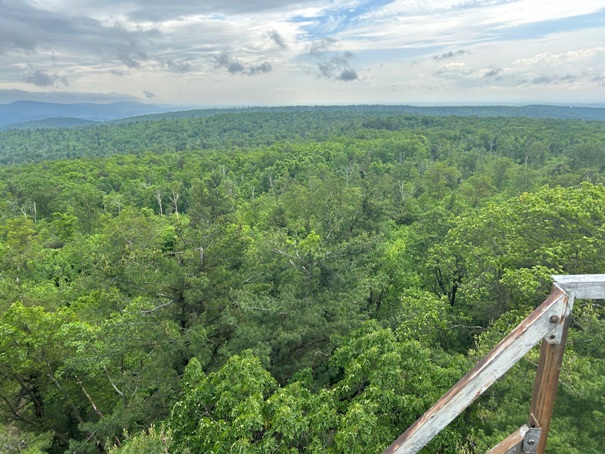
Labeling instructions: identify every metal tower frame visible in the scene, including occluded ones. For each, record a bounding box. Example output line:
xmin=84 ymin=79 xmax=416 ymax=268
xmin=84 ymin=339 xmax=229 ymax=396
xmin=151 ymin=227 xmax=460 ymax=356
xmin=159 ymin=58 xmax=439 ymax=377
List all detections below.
xmin=384 ymin=275 xmax=605 ymax=454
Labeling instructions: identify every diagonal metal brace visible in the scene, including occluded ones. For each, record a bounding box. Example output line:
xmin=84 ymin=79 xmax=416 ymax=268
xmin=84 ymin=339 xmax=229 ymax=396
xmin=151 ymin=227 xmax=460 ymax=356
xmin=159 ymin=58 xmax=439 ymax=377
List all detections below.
xmin=383 ymin=288 xmax=567 ymax=454
xmin=383 ymin=275 xmax=605 ymax=454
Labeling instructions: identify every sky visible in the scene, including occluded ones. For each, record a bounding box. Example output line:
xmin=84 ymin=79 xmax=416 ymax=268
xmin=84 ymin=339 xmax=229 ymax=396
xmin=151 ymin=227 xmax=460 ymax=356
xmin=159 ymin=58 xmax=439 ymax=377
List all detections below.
xmin=1 ymin=0 xmax=605 ymax=106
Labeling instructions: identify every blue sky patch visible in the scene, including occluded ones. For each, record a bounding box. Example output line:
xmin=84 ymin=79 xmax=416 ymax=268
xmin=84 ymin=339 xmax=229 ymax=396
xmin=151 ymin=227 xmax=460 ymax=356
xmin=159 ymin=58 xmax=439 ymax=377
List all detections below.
xmin=291 ymin=0 xmax=396 ymax=40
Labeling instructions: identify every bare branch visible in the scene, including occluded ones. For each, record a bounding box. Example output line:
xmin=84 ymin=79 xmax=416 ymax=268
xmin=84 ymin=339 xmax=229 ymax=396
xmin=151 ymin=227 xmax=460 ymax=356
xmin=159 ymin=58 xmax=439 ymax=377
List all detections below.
xmin=141 ymin=301 xmax=173 ymax=314
xmin=75 ymin=375 xmax=104 ymax=419
xmin=103 ymin=366 xmax=124 ymax=398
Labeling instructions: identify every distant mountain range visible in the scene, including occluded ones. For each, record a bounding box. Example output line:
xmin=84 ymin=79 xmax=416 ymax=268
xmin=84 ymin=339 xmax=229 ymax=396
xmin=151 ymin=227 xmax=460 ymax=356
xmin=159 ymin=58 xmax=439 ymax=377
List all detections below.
xmin=1 ymin=101 xmax=605 ymax=130
xmin=0 ymin=101 xmax=178 ymax=128
xmin=110 ymin=104 xmax=605 ymax=124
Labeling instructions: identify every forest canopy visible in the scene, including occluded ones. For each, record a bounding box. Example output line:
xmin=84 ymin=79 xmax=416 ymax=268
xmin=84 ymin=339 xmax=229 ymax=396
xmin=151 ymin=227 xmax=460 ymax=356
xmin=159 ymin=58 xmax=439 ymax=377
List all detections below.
xmin=0 ymin=107 xmax=603 ymax=453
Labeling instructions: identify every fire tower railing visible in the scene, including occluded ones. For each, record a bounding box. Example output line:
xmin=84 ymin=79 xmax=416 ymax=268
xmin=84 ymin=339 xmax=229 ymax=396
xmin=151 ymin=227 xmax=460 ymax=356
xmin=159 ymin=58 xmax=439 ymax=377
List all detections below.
xmin=383 ymin=274 xmax=605 ymax=454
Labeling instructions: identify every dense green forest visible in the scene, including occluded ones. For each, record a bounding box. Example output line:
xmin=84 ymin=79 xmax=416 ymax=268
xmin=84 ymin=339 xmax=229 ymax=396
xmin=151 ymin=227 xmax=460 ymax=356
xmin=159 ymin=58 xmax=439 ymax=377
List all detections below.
xmin=0 ymin=108 xmax=604 ymax=453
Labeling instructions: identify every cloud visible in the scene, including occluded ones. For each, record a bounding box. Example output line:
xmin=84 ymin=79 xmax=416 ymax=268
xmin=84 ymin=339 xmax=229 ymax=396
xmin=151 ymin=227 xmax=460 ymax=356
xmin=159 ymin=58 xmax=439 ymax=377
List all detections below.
xmin=1 ymin=0 xmax=604 ymax=105
xmin=143 ymin=90 xmax=156 ymax=98
xmin=249 ymin=62 xmax=273 ymax=75
xmin=110 ymin=69 xmax=130 ymax=76
xmin=513 ymin=48 xmax=605 ymax=66
xmin=317 ymin=51 xmax=359 ymax=81
xmin=124 ymin=0 xmax=318 ymax=20
xmin=523 ymin=73 xmax=578 ymax=85
xmin=434 ymin=62 xmax=466 ymax=76
xmin=433 ymin=50 xmax=469 ymax=61
xmin=307 ymin=38 xmax=360 ymax=82
xmin=0 ymin=89 xmax=140 ymax=104
xmin=309 ymin=38 xmax=339 ymax=54
xmin=269 ymin=30 xmax=287 ymax=49
xmin=337 ymin=69 xmax=358 ymax=81
xmin=483 ymin=67 xmax=501 ymax=78
xmin=0 ymin=16 xmax=38 ymax=53
xmin=118 ymin=52 xmax=147 ymax=69
xmin=214 ymin=52 xmax=272 ymax=76
xmin=215 ymin=52 xmax=245 ymax=73
xmin=25 ymin=70 xmax=70 ymax=87
xmin=0 ymin=1 xmax=160 ymax=75
xmin=165 ymin=59 xmax=193 ymax=73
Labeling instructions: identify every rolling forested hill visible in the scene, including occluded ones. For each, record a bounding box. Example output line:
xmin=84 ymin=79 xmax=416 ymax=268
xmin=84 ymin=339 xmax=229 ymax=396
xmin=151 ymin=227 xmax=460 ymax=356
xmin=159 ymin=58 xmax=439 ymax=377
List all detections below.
xmin=0 ymin=107 xmax=603 ymax=453
xmin=2 ymin=103 xmax=605 ymax=132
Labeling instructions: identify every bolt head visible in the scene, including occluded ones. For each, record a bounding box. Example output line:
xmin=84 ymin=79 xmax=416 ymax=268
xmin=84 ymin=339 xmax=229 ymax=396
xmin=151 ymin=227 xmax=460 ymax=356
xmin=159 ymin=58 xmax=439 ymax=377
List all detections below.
xmin=550 ymin=315 xmax=560 ymax=324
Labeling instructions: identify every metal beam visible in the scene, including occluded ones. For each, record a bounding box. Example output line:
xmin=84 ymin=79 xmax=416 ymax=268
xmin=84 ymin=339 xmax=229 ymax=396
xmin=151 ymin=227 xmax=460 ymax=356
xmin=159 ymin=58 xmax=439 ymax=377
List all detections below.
xmin=553 ymin=274 xmax=605 ymax=299
xmin=521 ymin=273 xmax=605 ymax=452
xmin=383 ymin=287 xmax=568 ymax=454
xmin=383 ymin=275 xmax=605 ymax=454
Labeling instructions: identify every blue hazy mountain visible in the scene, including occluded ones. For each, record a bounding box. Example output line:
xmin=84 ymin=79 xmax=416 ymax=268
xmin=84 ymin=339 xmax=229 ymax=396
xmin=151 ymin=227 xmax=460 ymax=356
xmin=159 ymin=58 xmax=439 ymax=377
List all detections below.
xmin=2 ymin=102 xmax=605 ymax=130
xmin=0 ymin=101 xmax=177 ymax=128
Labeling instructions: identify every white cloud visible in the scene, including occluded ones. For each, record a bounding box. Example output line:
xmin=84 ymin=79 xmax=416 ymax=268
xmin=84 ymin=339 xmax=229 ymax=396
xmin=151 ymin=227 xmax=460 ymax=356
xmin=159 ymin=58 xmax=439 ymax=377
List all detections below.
xmin=442 ymin=62 xmax=465 ymax=71
xmin=0 ymin=0 xmax=604 ymax=105
xmin=513 ymin=48 xmax=605 ymax=66
xmin=482 ymin=0 xmax=605 ymax=28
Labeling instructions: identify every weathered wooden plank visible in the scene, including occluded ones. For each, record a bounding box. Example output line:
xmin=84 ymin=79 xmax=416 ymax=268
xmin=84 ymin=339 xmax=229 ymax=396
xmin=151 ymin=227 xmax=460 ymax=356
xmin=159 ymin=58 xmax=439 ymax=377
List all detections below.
xmin=383 ymin=288 xmax=568 ymax=454
xmin=552 ymin=274 xmax=605 ymax=299
xmin=486 ymin=425 xmax=528 ymax=454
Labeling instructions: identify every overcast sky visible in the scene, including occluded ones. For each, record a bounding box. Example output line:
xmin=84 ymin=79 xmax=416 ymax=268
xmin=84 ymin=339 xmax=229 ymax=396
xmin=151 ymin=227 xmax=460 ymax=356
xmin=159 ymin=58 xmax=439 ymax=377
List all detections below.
xmin=1 ymin=0 xmax=604 ymax=106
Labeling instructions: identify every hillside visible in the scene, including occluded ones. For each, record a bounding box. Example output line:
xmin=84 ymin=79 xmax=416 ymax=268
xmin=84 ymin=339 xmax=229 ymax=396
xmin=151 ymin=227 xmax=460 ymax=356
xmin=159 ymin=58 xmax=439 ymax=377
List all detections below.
xmin=1 ymin=107 xmax=605 ymax=166
xmin=112 ymin=104 xmax=605 ymax=124
xmin=2 ymin=103 xmax=605 ymax=132
xmin=0 ymin=117 xmax=98 ymax=131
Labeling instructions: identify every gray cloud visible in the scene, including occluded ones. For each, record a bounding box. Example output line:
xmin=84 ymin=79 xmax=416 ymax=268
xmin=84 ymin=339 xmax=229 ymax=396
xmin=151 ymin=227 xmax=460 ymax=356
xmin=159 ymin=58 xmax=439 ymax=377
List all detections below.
xmin=143 ymin=90 xmax=156 ymax=98
xmin=0 ymin=1 xmax=160 ymax=72
xmin=25 ymin=70 xmax=70 ymax=87
xmin=0 ymin=16 xmax=38 ymax=53
xmin=309 ymin=38 xmax=339 ymax=54
xmin=483 ymin=67 xmax=501 ymax=78
xmin=165 ymin=59 xmax=193 ymax=73
xmin=249 ymin=62 xmax=273 ymax=75
xmin=317 ymin=51 xmax=359 ymax=82
xmin=337 ymin=69 xmax=358 ymax=81
xmin=119 ymin=52 xmax=147 ymax=69
xmin=123 ymin=0 xmax=318 ymax=20
xmin=269 ymin=31 xmax=287 ymax=49
xmin=216 ymin=52 xmax=245 ymax=73
xmin=527 ymin=73 xmax=577 ymax=85
xmin=433 ymin=50 xmax=469 ymax=61
xmin=110 ymin=69 xmax=130 ymax=76
xmin=214 ymin=52 xmax=272 ymax=76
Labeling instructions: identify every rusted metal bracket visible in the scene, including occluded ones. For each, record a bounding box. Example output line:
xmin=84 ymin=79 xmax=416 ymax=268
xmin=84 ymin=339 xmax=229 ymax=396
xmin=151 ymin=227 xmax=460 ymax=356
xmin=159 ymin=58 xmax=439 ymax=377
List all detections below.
xmin=543 ymin=309 xmax=566 ymax=344
xmin=383 ymin=275 xmax=605 ymax=454
xmin=487 ymin=425 xmax=529 ymax=454
xmin=522 ymin=427 xmax=541 ymax=453
xmin=487 ymin=424 xmax=542 ymax=454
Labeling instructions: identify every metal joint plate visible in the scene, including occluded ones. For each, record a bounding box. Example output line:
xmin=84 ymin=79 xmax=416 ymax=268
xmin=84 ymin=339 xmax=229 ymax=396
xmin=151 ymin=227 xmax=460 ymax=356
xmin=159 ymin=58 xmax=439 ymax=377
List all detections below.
xmin=522 ymin=428 xmax=541 ymax=453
